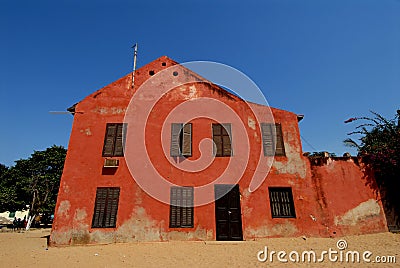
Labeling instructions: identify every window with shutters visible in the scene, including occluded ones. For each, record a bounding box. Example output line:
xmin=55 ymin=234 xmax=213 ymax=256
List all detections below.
xmin=269 ymin=187 xmax=296 ymax=218
xmin=102 ymin=123 xmax=126 ymax=157
xmin=92 ymin=187 xmax=120 ymax=228
xmin=170 ymin=123 xmax=192 ymax=157
xmin=261 ymin=123 xmax=285 ymax=156
xmin=212 ymin=123 xmax=232 ymax=157
xmin=169 ymin=187 xmax=194 ymax=228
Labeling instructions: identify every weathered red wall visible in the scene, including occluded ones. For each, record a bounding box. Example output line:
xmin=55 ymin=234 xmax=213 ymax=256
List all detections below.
xmin=50 ymin=56 xmax=387 ymax=245
xmin=309 ymin=157 xmax=387 ymax=237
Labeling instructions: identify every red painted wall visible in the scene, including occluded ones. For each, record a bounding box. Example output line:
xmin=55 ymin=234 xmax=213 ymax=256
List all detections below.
xmin=50 ymin=56 xmax=387 ymax=245
xmin=309 ymin=158 xmax=387 ymax=237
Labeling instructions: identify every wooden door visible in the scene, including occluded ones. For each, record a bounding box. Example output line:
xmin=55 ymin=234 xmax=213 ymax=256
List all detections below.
xmin=214 ymin=184 xmax=243 ymax=241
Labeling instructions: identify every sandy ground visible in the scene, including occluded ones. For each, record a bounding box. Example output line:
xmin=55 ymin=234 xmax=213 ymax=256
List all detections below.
xmin=0 ymin=229 xmax=399 ymax=268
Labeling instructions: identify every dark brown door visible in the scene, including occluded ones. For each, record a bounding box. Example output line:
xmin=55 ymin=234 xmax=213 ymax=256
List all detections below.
xmin=214 ymin=184 xmax=243 ymax=241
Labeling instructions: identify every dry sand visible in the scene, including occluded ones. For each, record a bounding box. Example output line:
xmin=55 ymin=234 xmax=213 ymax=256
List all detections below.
xmin=0 ymin=228 xmax=399 ymax=267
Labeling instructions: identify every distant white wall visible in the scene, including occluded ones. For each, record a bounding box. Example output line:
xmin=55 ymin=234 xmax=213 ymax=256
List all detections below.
xmin=0 ymin=210 xmax=29 ymax=221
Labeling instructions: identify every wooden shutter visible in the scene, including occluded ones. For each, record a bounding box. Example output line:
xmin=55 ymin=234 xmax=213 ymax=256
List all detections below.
xmin=170 ymin=188 xmax=178 ymax=227
xmin=104 ymin=188 xmax=120 ymax=227
xmin=181 ymin=187 xmax=193 ymax=227
xmin=92 ymin=188 xmax=107 ymax=228
xmin=169 ymin=187 xmax=194 ymax=228
xmin=171 ymin=123 xmax=192 ymax=157
xmin=274 ymin=124 xmax=285 ymax=156
xmin=103 ymin=123 xmax=125 ymax=157
xmin=213 ymin=124 xmax=232 ymax=157
xmin=222 ymin=123 xmax=232 ymax=156
xmin=261 ymin=123 xmax=285 ymax=156
xmin=181 ymin=123 xmax=192 ymax=156
xmin=103 ymin=124 xmax=117 ymax=156
xmin=170 ymin=123 xmax=182 ymax=157
xmin=212 ymin=124 xmax=223 ymax=156
xmin=261 ymin=123 xmax=273 ymax=156
xmin=92 ymin=187 xmax=120 ymax=228
xmin=113 ymin=124 xmax=125 ymax=156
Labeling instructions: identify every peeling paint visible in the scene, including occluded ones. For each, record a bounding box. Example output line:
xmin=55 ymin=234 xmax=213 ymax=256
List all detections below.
xmin=178 ymin=85 xmax=199 ymax=100
xmin=242 ymin=188 xmax=251 ymax=198
xmin=57 ymin=200 xmax=70 ymax=217
xmin=334 ymin=199 xmax=381 ymax=226
xmin=273 ymin=157 xmax=307 ymax=179
xmin=187 ymin=85 xmax=198 ymax=99
xmin=247 ymin=221 xmax=298 ymax=238
xmin=80 ymin=128 xmax=92 ymax=136
xmin=271 ymin=222 xmax=298 ymax=236
xmin=115 ymin=206 xmax=164 ymax=242
xmin=168 ymin=226 xmax=211 ymax=240
xmin=71 ymin=229 xmax=91 ymax=245
xmin=98 ymin=107 xmax=108 ymax=114
xmin=111 ymin=107 xmax=126 ymax=114
xmin=90 ymin=230 xmax=116 ymax=244
xmin=74 ymin=208 xmax=87 ymax=222
xmin=243 ymin=206 xmax=253 ymax=217
xmin=54 ymin=206 xmax=213 ymax=245
xmin=92 ymin=107 xmax=126 ymax=115
xmin=247 ymin=117 xmax=256 ymax=130
xmin=272 ymin=136 xmax=307 ymax=178
xmin=69 ymin=207 xmax=91 ymax=245
xmin=135 ymin=187 xmax=143 ymax=205
xmin=62 ymin=182 xmax=70 ymax=194
xmin=50 ymin=229 xmax=72 ymax=245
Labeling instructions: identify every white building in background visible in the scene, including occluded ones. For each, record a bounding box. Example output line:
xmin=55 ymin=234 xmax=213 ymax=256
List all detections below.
xmin=0 ymin=209 xmax=29 ymax=222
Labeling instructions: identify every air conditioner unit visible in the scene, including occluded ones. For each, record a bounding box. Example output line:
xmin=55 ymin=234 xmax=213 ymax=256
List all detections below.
xmin=104 ymin=158 xmax=119 ymax=167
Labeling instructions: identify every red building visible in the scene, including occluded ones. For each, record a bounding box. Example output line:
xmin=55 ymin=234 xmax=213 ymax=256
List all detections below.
xmin=50 ymin=56 xmax=388 ymax=245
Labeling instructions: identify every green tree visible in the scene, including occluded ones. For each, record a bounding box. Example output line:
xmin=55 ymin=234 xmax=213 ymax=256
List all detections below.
xmin=0 ymin=145 xmax=66 ymax=226
xmin=344 ymin=110 xmax=400 ymax=229
xmin=0 ymin=164 xmax=7 ymax=176
xmin=0 ymin=163 xmax=17 ymax=211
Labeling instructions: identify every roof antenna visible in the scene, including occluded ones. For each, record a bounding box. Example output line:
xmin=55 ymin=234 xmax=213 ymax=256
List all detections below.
xmin=131 ymin=43 xmax=138 ymax=88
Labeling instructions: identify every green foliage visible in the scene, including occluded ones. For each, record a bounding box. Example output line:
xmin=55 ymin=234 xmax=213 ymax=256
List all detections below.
xmin=0 ymin=145 xmax=66 ymax=216
xmin=344 ymin=111 xmax=399 ymax=173
xmin=344 ymin=110 xmax=400 ymax=219
xmin=307 ymin=151 xmax=337 ymax=158
xmin=0 ymin=164 xmax=20 ymax=211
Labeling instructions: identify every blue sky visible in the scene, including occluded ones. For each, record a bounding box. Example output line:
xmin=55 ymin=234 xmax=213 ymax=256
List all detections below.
xmin=1 ymin=0 xmax=399 ymax=166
